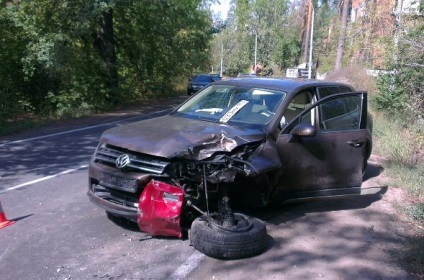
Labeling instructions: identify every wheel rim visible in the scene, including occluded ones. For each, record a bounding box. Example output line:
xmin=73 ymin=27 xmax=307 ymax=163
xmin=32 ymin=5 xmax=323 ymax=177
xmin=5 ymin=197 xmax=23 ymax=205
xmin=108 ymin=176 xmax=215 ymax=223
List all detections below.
xmin=205 ymin=213 xmax=253 ymax=233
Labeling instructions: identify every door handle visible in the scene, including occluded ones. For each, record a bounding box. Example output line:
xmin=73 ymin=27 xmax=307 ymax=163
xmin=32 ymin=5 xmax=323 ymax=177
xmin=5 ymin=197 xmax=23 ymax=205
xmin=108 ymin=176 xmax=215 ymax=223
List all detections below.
xmin=348 ymin=140 xmax=365 ymax=147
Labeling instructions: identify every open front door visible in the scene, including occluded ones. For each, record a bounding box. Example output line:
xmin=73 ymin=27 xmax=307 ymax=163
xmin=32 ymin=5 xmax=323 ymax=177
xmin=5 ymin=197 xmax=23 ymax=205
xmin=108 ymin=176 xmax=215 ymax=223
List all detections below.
xmin=276 ymin=92 xmax=369 ymax=197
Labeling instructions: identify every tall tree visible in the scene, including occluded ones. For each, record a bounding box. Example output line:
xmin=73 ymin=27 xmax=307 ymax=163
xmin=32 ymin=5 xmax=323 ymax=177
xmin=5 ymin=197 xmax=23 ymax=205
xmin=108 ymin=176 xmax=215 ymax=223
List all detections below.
xmin=335 ymin=0 xmax=349 ymax=70
xmin=95 ymin=6 xmax=119 ymax=104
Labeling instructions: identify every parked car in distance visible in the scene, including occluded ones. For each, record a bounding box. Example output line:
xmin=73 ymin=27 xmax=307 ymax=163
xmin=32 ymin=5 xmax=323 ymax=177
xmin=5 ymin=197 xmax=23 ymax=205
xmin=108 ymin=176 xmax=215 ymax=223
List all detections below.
xmin=237 ymin=73 xmax=257 ymax=77
xmin=88 ymin=77 xmax=373 ymax=259
xmin=187 ymin=73 xmax=221 ymax=95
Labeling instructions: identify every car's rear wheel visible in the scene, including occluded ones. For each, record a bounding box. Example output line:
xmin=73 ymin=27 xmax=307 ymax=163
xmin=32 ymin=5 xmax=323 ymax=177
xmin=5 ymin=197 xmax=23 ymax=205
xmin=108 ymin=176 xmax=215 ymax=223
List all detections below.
xmin=189 ymin=213 xmax=267 ymax=259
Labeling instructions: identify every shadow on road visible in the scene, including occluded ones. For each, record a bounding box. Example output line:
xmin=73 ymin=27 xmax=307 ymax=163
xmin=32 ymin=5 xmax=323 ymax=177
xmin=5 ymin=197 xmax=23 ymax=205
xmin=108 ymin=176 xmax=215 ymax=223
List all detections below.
xmin=248 ymin=159 xmax=387 ymax=224
xmin=255 ymin=187 xmax=388 ymax=226
xmin=11 ymin=214 xmax=34 ymax=223
xmin=363 ymin=161 xmax=384 ymax=181
xmin=106 ymin=212 xmax=140 ymax=232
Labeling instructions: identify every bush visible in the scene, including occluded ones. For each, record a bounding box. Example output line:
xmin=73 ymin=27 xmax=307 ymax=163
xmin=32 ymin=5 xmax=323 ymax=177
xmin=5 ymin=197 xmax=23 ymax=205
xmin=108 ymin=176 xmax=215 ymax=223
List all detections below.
xmin=373 ymin=72 xmax=407 ymax=112
xmin=325 ymin=64 xmax=376 ymax=94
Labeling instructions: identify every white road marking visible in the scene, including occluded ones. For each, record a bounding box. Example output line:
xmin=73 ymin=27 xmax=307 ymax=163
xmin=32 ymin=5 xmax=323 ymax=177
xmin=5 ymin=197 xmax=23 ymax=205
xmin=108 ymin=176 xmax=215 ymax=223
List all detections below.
xmin=0 ymin=165 xmax=88 ymax=194
xmin=0 ymin=116 xmax=142 ymax=147
xmin=0 ymin=109 xmax=171 ymax=147
xmin=0 ymin=125 xmax=108 ymax=147
xmin=167 ymin=251 xmax=205 ymax=280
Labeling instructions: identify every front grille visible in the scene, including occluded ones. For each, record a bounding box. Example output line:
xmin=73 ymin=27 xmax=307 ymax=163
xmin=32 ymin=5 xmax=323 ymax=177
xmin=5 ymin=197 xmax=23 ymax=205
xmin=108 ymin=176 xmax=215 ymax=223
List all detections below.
xmin=94 ymin=144 xmax=169 ymax=175
xmin=92 ymin=183 xmax=139 ymax=209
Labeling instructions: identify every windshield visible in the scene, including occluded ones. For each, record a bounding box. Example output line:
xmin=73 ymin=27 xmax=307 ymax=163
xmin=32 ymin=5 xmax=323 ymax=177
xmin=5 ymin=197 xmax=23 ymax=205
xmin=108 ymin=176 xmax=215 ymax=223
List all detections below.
xmin=174 ymin=85 xmax=286 ymax=126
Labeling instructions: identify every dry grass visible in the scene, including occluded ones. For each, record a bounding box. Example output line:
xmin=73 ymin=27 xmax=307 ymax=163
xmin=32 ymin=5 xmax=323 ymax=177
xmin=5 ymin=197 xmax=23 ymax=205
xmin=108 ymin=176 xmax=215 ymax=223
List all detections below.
xmin=325 ymin=64 xmax=376 ymax=94
xmin=326 ymin=65 xmax=424 ymax=277
xmin=326 ymin=64 xmax=424 ymax=207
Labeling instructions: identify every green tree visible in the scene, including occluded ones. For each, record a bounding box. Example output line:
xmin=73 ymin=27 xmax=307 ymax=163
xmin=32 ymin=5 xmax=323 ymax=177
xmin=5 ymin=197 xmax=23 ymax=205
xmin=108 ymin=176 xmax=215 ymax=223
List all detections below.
xmin=211 ymin=0 xmax=297 ymax=76
xmin=374 ymin=8 xmax=424 ymax=122
xmin=0 ymin=0 xmax=213 ymax=126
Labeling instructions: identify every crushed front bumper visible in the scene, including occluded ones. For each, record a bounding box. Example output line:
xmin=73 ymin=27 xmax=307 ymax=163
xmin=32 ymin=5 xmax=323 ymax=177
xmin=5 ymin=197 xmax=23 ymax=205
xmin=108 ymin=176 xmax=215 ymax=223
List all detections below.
xmin=87 ymin=187 xmax=138 ymax=222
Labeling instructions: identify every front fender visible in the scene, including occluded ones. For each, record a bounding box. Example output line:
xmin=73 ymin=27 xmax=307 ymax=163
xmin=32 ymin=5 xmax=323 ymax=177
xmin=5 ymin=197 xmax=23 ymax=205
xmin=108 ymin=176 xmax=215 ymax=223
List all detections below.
xmin=245 ymin=139 xmax=282 ymax=176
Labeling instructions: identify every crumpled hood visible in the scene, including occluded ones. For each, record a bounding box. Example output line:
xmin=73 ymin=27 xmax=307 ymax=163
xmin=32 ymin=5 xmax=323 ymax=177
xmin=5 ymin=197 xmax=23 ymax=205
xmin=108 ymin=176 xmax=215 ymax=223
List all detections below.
xmin=100 ymin=115 xmax=266 ymax=160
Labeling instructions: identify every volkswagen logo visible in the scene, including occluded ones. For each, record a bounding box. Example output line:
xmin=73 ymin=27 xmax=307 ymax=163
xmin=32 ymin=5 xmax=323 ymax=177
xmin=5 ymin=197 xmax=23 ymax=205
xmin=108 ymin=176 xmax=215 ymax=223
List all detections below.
xmin=115 ymin=154 xmax=131 ymax=169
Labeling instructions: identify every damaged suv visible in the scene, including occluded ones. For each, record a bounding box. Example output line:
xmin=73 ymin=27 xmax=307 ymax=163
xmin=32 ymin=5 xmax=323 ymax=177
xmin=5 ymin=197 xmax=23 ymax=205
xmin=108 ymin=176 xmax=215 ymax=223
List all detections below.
xmin=88 ymin=78 xmax=372 ymax=259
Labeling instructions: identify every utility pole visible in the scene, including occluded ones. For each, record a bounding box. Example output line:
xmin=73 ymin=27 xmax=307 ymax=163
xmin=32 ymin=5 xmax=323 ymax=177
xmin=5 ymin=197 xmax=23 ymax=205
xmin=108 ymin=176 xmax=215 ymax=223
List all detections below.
xmin=254 ymin=29 xmax=257 ymax=74
xmin=220 ymin=42 xmax=223 ymax=77
xmin=302 ymin=1 xmax=313 ymax=63
xmin=246 ymin=24 xmax=258 ymax=74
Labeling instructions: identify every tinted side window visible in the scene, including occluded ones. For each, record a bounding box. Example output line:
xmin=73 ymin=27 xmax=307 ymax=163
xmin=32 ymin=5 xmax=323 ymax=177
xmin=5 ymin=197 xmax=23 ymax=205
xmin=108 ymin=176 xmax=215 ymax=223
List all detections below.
xmin=317 ymin=86 xmax=354 ymax=99
xmin=339 ymin=86 xmax=353 ymax=93
xmin=317 ymin=87 xmax=339 ymax=98
xmin=320 ymin=99 xmax=346 ymax=120
xmin=319 ymin=95 xmax=362 ymax=131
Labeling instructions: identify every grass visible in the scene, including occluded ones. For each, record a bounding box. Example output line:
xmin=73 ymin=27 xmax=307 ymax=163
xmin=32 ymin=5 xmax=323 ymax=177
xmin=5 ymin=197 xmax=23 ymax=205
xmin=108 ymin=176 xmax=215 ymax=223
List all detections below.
xmin=326 ymin=65 xmax=424 ymax=208
xmin=404 ymin=203 xmax=424 ymax=224
xmin=0 ymin=117 xmax=51 ymax=136
xmin=369 ymin=96 xmax=424 ymax=275
xmin=372 ymin=109 xmax=424 ymax=200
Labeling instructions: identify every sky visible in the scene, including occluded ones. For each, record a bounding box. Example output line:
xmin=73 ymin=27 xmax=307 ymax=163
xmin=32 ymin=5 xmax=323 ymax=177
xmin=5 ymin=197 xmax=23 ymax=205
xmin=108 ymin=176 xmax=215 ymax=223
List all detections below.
xmin=210 ymin=0 xmax=231 ymax=20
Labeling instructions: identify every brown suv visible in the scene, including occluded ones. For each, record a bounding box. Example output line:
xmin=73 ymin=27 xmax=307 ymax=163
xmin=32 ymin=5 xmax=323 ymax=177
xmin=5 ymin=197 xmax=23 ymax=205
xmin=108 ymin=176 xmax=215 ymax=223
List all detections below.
xmin=88 ymin=78 xmax=372 ymax=259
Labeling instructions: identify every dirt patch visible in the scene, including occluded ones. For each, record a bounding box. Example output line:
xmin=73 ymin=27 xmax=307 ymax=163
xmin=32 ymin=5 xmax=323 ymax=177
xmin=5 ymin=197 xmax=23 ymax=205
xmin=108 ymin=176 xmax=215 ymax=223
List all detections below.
xmin=187 ymin=155 xmax=424 ymax=279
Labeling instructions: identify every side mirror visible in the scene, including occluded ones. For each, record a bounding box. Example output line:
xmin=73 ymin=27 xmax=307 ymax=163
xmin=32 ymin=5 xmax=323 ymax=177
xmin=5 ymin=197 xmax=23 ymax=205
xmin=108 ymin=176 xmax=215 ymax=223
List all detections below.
xmin=290 ymin=123 xmax=317 ymax=137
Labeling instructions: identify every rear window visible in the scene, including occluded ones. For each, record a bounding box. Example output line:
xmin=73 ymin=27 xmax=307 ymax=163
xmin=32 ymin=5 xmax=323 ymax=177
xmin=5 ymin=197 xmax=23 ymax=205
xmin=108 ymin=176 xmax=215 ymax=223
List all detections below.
xmin=192 ymin=75 xmax=212 ymax=82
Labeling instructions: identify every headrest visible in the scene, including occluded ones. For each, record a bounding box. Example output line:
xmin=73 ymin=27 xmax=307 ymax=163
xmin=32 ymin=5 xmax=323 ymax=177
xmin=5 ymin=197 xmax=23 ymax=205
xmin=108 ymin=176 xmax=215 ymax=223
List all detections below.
xmin=293 ymin=93 xmax=309 ymax=104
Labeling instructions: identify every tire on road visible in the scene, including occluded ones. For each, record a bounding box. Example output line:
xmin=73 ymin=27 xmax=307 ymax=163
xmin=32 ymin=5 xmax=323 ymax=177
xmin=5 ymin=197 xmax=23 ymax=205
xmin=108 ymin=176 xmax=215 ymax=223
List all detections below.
xmin=189 ymin=213 xmax=267 ymax=259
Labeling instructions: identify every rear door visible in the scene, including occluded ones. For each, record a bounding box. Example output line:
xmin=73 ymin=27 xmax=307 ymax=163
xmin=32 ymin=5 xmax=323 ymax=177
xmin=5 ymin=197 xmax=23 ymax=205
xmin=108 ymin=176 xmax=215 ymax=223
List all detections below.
xmin=275 ymin=92 xmax=368 ymax=195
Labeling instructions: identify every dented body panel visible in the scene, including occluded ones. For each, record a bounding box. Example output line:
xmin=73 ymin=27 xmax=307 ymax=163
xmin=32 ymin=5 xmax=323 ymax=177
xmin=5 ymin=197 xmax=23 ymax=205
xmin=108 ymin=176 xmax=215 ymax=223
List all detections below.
xmin=87 ymin=78 xmax=373 ymax=237
xmin=101 ymin=115 xmax=266 ymax=160
xmin=137 ymin=180 xmax=184 ymax=238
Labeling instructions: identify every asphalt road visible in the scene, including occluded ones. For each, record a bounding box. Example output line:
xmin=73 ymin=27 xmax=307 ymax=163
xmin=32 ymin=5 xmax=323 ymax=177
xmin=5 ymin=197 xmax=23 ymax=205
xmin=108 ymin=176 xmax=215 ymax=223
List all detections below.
xmin=0 ymin=96 xmax=203 ymax=280
xmin=0 ymin=95 xmax=414 ymax=280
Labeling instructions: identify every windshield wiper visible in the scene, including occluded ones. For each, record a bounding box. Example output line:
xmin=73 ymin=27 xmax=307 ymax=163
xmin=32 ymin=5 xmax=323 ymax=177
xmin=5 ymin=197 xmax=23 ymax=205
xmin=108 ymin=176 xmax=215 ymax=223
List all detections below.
xmin=195 ymin=108 xmax=223 ymax=114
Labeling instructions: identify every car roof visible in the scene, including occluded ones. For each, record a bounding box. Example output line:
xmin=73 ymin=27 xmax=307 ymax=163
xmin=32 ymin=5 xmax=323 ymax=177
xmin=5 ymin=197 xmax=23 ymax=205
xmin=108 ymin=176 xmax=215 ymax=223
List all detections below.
xmin=193 ymin=73 xmax=219 ymax=77
xmin=214 ymin=77 xmax=353 ymax=94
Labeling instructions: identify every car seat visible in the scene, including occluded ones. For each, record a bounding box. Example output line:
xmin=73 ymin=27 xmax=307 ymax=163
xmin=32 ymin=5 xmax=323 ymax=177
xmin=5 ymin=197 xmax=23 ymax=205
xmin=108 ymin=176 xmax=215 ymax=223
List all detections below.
xmin=282 ymin=93 xmax=311 ymax=125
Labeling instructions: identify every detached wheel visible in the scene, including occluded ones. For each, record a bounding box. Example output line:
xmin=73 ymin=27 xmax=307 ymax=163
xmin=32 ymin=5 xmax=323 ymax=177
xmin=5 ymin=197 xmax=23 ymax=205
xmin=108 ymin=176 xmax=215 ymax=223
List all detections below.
xmin=190 ymin=213 xmax=267 ymax=259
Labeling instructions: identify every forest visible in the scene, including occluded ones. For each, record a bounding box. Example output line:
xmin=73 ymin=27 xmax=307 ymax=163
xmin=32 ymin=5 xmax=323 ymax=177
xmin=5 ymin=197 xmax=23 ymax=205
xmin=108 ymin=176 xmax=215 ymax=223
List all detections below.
xmin=0 ymin=0 xmax=422 ymax=129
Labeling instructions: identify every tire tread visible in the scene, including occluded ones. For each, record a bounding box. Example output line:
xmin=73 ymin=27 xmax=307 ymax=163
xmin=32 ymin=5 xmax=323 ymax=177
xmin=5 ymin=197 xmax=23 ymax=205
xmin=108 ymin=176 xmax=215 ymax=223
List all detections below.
xmin=190 ymin=215 xmax=267 ymax=259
